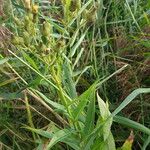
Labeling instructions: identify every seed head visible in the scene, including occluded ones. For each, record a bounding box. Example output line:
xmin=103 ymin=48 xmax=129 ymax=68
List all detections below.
xmin=32 ymin=5 xmax=39 ymax=14
xmin=24 ymin=0 xmax=31 ymax=9
xmin=42 ymin=21 xmax=51 ymax=37
xmin=11 ymin=36 xmax=24 ymax=45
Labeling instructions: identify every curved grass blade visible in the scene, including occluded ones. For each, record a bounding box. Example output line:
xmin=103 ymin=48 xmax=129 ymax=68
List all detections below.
xmin=142 ymin=135 xmax=150 ymax=150
xmin=111 ymin=88 xmax=150 ymax=117
xmin=113 ymin=116 xmax=150 ymax=135
xmin=0 ymin=77 xmax=19 ymax=87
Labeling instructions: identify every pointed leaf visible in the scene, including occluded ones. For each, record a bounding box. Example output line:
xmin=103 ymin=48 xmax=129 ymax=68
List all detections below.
xmin=22 ymin=51 xmax=39 ymax=71
xmin=0 ymin=57 xmax=9 ymax=65
xmin=83 ymin=89 xmax=95 ymax=136
xmin=97 ymin=93 xmax=108 ymax=119
xmin=63 ymin=61 xmax=77 ymax=99
xmin=112 ymin=88 xmax=150 ymax=117
xmin=35 ymin=90 xmax=66 ymax=112
xmin=113 ymin=116 xmax=150 ymax=135
xmin=46 ymin=129 xmax=74 ymax=149
xmin=97 ymin=93 xmax=112 ymax=141
xmin=72 ymin=83 xmax=96 ymax=120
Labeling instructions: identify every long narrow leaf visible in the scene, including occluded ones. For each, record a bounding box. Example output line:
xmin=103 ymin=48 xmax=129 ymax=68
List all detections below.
xmin=113 ymin=116 xmax=150 ymax=135
xmin=69 ymin=30 xmax=87 ymax=57
xmin=63 ymin=61 xmax=77 ymax=99
xmin=46 ymin=129 xmax=74 ymax=149
xmin=72 ymin=83 xmax=96 ymax=120
xmin=34 ymin=90 xmax=66 ymax=112
xmin=142 ymin=135 xmax=150 ymax=150
xmin=112 ymin=88 xmax=150 ymax=117
xmin=0 ymin=57 xmax=9 ymax=65
xmin=83 ymin=89 xmax=95 ymax=137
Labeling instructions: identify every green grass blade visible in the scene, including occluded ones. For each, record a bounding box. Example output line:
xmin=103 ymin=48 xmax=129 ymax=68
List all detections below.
xmin=8 ymin=49 xmax=58 ymax=90
xmin=69 ymin=29 xmax=87 ymax=57
xmin=68 ymin=0 xmax=93 ymax=26
xmin=70 ymin=28 xmax=80 ymax=47
xmin=112 ymin=88 xmax=150 ymax=117
xmin=0 ymin=57 xmax=9 ymax=65
xmin=96 ymin=64 xmax=128 ymax=89
xmin=0 ymin=78 xmax=19 ymax=87
xmin=142 ymin=135 xmax=150 ymax=150
xmin=75 ymin=66 xmax=92 ymax=85
xmin=0 ymin=92 xmax=23 ymax=100
xmin=113 ymin=116 xmax=150 ymax=135
xmin=73 ymin=47 xmax=84 ymax=68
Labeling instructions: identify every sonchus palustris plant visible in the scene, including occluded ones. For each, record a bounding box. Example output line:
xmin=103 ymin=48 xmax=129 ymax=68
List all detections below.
xmin=10 ymin=1 xmax=120 ymax=149
xmin=10 ymin=1 xmax=117 ymax=149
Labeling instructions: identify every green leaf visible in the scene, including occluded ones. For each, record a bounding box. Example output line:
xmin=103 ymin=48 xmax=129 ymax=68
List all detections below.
xmin=113 ymin=116 xmax=150 ymax=135
xmin=102 ymin=118 xmax=113 ymax=141
xmin=106 ymin=133 xmax=116 ymax=150
xmin=27 ymin=76 xmax=42 ymax=88
xmin=97 ymin=93 xmax=109 ymax=119
xmin=83 ymin=89 xmax=95 ymax=136
xmin=26 ymin=126 xmax=80 ymax=149
xmin=46 ymin=129 xmax=74 ymax=149
xmin=69 ymin=29 xmax=87 ymax=57
xmin=22 ymin=51 xmax=39 ymax=71
xmin=61 ymin=136 xmax=80 ymax=150
xmin=72 ymin=83 xmax=96 ymax=120
xmin=25 ymin=127 xmax=53 ymax=139
xmin=112 ymin=88 xmax=150 ymax=117
xmin=0 ymin=92 xmax=23 ymax=100
xmin=0 ymin=57 xmax=9 ymax=65
xmin=34 ymin=90 xmax=66 ymax=112
xmin=86 ymin=89 xmax=150 ymax=145
xmin=92 ymin=133 xmax=116 ymax=150
xmin=63 ymin=61 xmax=77 ymax=99
xmin=97 ymin=94 xmax=112 ymax=141
xmin=142 ymin=135 xmax=150 ymax=150
xmin=141 ymin=40 xmax=150 ymax=48
xmin=0 ymin=78 xmax=19 ymax=87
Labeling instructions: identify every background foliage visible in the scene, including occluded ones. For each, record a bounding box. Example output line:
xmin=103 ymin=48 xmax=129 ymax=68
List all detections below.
xmin=0 ymin=0 xmax=150 ymax=149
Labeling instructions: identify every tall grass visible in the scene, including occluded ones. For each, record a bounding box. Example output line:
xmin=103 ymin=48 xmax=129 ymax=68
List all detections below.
xmin=0 ymin=0 xmax=150 ymax=149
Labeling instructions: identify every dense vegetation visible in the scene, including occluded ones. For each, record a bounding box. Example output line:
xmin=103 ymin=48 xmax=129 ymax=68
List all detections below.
xmin=0 ymin=0 xmax=150 ymax=149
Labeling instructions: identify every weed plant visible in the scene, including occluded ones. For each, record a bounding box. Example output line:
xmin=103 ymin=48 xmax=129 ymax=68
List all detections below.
xmin=0 ymin=0 xmax=150 ymax=150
